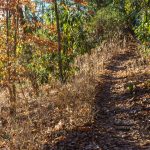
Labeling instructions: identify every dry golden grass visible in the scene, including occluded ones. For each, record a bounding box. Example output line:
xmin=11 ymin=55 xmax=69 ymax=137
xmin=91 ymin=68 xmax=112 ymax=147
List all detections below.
xmin=0 ymin=37 xmax=140 ymax=149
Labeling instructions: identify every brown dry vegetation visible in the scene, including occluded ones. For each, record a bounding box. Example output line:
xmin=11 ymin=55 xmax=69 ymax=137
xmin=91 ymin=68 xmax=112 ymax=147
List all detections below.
xmin=0 ymin=37 xmax=150 ymax=150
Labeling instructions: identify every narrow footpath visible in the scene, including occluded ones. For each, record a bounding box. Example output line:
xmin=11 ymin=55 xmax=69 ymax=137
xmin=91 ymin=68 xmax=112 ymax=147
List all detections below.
xmin=93 ymin=47 xmax=150 ymax=150
xmin=49 ymin=46 xmax=150 ymax=150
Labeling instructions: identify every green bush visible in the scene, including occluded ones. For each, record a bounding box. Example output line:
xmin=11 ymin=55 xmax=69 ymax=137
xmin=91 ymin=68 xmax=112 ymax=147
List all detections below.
xmin=89 ymin=5 xmax=126 ymax=42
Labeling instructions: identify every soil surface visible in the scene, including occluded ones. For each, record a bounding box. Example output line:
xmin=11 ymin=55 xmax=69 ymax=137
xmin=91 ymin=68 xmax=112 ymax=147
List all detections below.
xmin=46 ymin=46 xmax=150 ymax=150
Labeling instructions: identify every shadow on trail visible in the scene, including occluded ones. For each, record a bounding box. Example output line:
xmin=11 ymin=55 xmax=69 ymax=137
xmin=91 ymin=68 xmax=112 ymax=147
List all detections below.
xmin=92 ymin=50 xmax=150 ymax=150
xmin=44 ymin=50 xmax=150 ymax=150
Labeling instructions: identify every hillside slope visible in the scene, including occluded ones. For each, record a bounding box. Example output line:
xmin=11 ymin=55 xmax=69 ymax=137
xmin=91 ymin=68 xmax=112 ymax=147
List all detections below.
xmin=0 ymin=41 xmax=149 ymax=150
xmin=50 ymin=43 xmax=150 ymax=150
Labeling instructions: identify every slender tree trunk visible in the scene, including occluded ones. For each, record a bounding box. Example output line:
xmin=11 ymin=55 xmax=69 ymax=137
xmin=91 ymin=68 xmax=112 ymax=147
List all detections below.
xmin=54 ymin=0 xmax=64 ymax=83
xmin=6 ymin=0 xmax=16 ymax=116
xmin=11 ymin=1 xmax=20 ymax=114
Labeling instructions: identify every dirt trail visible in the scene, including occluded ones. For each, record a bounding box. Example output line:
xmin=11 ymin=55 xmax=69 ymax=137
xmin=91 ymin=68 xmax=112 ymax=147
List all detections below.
xmin=46 ymin=47 xmax=150 ymax=150
xmin=93 ymin=48 xmax=150 ymax=150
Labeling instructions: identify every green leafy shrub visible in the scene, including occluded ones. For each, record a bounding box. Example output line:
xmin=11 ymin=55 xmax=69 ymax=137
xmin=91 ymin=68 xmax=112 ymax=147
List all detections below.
xmin=134 ymin=10 xmax=150 ymax=56
xmin=89 ymin=4 xmax=126 ymax=43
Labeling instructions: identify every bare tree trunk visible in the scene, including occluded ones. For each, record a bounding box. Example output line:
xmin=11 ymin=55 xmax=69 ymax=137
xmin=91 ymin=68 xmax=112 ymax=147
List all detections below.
xmin=54 ymin=0 xmax=64 ymax=83
xmin=6 ymin=0 xmax=16 ymax=116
